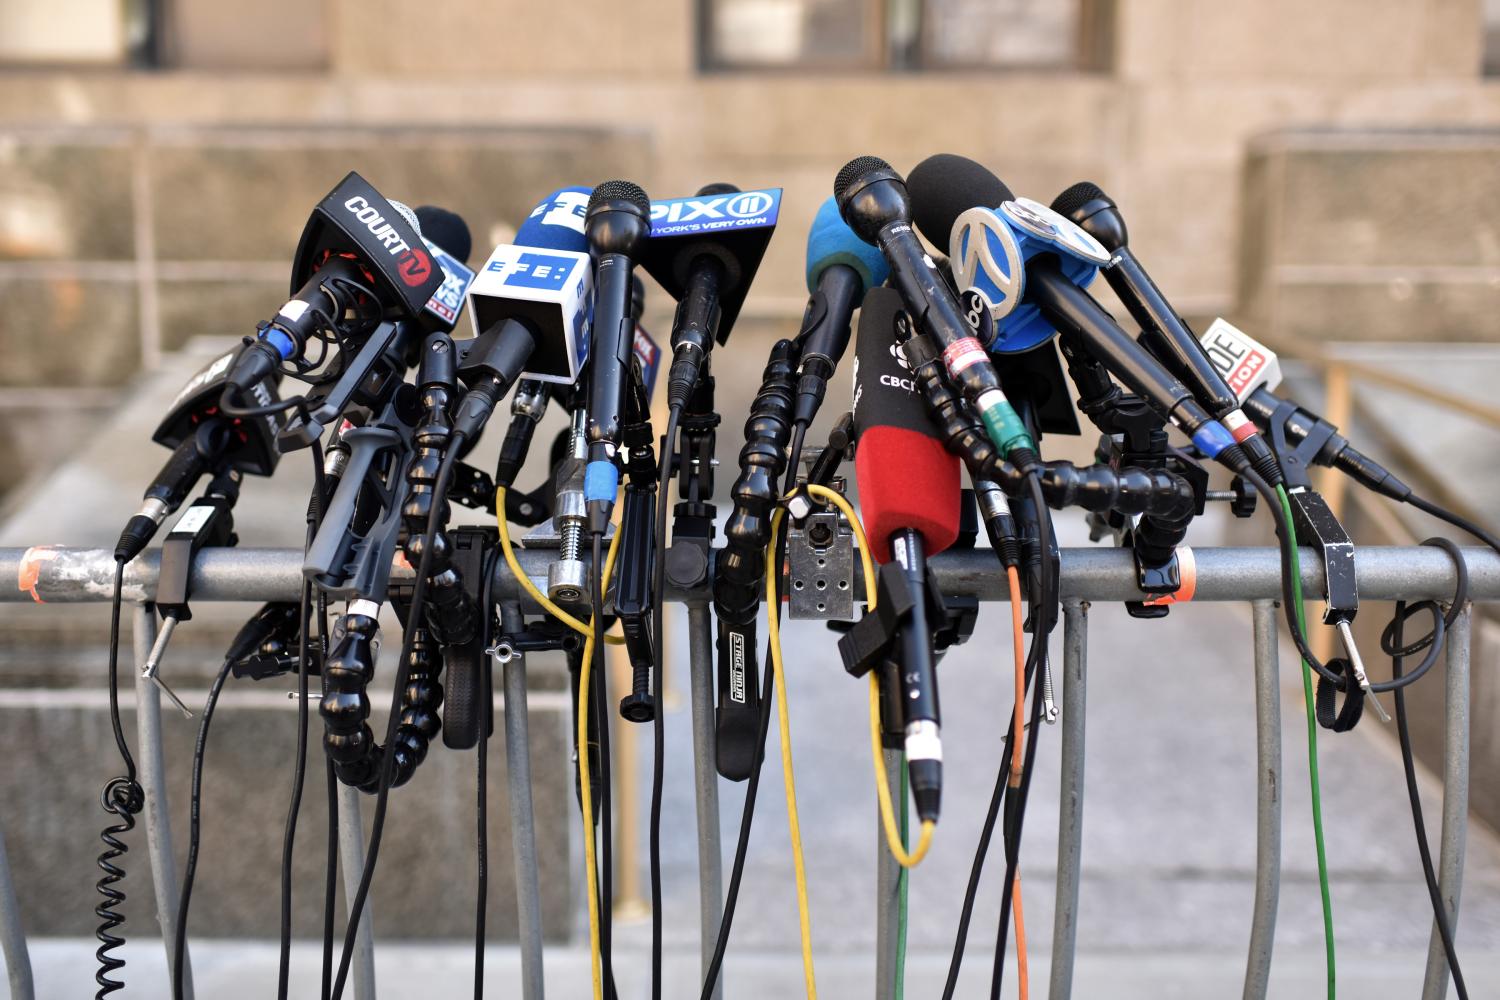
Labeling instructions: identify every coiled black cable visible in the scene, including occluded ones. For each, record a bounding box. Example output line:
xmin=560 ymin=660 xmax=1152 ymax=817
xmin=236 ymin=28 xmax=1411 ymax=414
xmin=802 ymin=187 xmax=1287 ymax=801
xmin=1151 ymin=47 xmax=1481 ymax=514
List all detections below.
xmin=94 ymin=558 xmax=145 ymax=999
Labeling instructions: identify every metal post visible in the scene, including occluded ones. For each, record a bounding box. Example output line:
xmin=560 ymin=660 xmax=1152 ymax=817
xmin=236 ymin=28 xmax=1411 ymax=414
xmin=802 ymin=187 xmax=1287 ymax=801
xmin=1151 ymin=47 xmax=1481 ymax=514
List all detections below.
xmin=132 ymin=605 xmax=194 ymax=999
xmin=686 ymin=602 xmax=724 ymax=1000
xmin=0 ymin=825 xmax=33 ymax=1000
xmin=337 ymin=783 xmax=377 ymax=1000
xmin=500 ymin=601 xmax=546 ymax=1000
xmin=1049 ymin=600 xmax=1088 ymax=1000
xmin=875 ymin=747 xmax=902 ymax=999
xmin=1422 ymin=605 xmax=1471 ymax=1000
xmin=1243 ymin=600 xmax=1282 ymax=1000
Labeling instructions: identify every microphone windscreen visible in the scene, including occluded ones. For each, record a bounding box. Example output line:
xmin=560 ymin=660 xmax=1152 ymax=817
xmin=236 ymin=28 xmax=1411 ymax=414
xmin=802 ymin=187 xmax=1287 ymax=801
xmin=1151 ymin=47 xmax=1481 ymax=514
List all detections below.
xmin=806 ymin=195 xmax=890 ymax=294
xmin=907 ymin=154 xmax=1014 ymax=250
xmin=851 ymin=286 xmax=961 ymax=563
xmin=514 ymin=187 xmax=592 ymax=253
xmin=415 ymin=205 xmax=472 ymax=265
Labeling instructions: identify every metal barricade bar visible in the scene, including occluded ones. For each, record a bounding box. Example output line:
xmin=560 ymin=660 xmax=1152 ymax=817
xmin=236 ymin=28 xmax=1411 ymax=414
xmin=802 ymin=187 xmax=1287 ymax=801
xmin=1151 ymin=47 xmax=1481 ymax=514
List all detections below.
xmin=0 ymin=544 xmax=1488 ymax=998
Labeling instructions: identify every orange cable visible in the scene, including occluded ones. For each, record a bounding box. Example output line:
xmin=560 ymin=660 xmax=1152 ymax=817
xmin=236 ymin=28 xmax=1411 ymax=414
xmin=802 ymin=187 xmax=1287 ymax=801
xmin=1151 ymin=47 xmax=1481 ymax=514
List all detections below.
xmin=1013 ymin=873 xmax=1029 ymax=999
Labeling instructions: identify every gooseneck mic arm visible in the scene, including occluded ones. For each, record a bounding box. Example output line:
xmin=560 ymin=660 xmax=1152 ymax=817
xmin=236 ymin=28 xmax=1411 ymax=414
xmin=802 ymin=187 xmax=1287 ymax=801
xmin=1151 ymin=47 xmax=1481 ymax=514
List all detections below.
xmin=712 ymin=340 xmax=799 ymax=780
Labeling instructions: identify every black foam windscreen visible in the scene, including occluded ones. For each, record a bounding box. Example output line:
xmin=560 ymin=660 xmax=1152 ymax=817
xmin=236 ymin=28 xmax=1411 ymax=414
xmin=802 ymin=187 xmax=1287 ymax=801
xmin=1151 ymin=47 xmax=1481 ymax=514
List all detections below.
xmin=906 ymin=154 xmax=1015 ymax=250
xmin=415 ymin=205 xmax=472 ymax=265
xmin=852 ymin=286 xmax=934 ymax=439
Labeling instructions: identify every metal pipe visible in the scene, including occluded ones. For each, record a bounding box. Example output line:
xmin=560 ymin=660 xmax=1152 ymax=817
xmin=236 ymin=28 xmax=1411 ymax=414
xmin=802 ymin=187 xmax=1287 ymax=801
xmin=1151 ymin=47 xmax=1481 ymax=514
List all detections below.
xmin=5 ymin=546 xmax=1499 ymax=605
xmin=1243 ymin=600 xmax=1282 ymax=1000
xmin=499 ymin=601 xmax=547 ymax=1000
xmin=337 ymin=783 xmax=377 ymax=1000
xmin=1422 ymin=605 xmax=1471 ymax=1000
xmin=0 ymin=825 xmax=33 ymax=1000
xmin=686 ymin=602 xmax=724 ymax=1000
xmin=132 ymin=605 xmax=194 ymax=1000
xmin=1049 ymin=600 xmax=1088 ymax=1000
xmin=875 ymin=747 xmax=902 ymax=999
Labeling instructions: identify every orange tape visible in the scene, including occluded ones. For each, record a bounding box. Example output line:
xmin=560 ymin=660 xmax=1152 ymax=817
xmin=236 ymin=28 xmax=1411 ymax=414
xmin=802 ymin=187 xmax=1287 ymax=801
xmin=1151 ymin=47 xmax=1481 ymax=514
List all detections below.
xmin=1141 ymin=545 xmax=1197 ymax=607
xmin=17 ymin=546 xmax=58 ymax=603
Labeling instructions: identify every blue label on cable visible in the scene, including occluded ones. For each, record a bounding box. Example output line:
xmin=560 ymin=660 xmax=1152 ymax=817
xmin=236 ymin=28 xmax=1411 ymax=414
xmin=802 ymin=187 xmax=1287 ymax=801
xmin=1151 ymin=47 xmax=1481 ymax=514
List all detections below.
xmin=584 ymin=461 xmax=619 ymax=503
xmin=1190 ymin=421 xmax=1236 ymax=459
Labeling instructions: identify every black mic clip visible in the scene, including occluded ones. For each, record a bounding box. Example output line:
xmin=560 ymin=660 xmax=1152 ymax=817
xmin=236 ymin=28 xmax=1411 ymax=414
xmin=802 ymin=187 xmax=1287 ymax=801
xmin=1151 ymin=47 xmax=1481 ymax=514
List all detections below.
xmin=436 ymin=526 xmax=498 ymax=750
xmin=227 ymin=602 xmax=316 ymax=681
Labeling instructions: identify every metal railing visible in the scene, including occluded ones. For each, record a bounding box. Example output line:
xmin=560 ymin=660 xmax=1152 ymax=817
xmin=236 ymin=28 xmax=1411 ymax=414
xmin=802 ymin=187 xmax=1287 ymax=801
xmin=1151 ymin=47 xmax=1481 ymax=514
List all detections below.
xmin=0 ymin=543 xmax=1492 ymax=1000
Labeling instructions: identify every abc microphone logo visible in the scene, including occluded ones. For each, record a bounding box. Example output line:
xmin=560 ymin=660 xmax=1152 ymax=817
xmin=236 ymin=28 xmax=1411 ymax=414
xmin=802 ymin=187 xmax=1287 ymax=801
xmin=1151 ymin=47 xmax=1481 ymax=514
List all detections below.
xmin=397 ymin=246 xmax=433 ymax=287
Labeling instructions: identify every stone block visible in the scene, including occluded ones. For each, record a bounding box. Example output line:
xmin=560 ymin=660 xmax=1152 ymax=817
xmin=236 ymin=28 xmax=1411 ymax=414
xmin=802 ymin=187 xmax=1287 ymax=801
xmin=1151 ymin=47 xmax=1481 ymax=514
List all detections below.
xmin=0 ymin=277 xmax=139 ymax=386
xmin=0 ymin=132 xmax=136 ymax=260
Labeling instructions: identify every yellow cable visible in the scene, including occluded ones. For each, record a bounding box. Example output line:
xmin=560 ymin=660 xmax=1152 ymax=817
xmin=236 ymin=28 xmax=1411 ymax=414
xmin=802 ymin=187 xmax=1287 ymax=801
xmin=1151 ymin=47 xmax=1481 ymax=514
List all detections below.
xmin=495 ymin=486 xmax=625 ymax=645
xmin=804 ymin=485 xmax=934 ymax=869
xmin=574 ymin=521 xmax=623 ymax=1000
xmin=765 ymin=508 xmax=818 ymax=998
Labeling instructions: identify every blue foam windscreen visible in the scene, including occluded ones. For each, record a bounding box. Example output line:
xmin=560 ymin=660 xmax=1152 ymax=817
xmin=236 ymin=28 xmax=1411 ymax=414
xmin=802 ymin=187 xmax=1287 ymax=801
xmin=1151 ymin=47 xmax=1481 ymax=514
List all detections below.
xmin=513 ymin=186 xmax=592 ymax=253
xmin=805 ymin=195 xmax=890 ymax=294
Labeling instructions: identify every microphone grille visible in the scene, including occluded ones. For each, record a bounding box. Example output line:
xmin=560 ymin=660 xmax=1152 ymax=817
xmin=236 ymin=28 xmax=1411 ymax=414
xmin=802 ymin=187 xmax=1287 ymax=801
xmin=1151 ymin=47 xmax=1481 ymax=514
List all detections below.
xmin=388 ymin=199 xmax=421 ymax=236
xmin=589 ymin=180 xmax=651 ymax=216
xmin=1050 ymin=181 xmax=1112 ymax=218
xmin=834 ymin=156 xmax=893 ymax=202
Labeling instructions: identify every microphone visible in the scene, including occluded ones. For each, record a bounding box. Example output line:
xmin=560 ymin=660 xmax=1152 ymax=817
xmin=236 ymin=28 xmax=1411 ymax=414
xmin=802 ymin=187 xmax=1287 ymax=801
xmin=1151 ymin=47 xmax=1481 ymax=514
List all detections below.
xmin=641 ymin=182 xmax=780 ymax=413
xmin=1050 ymin=182 xmax=1284 ymax=486
xmin=224 ymin=172 xmax=444 ymax=399
xmin=456 ymin=187 xmax=599 ymax=443
xmin=833 ymin=155 xmax=1037 ymax=468
xmin=793 ymin=196 xmax=890 ymax=428
xmin=1199 ymin=319 xmax=1412 ymax=500
xmin=903 ymin=154 xmax=1249 ymax=476
xmin=414 ymin=205 xmax=477 ymax=332
xmin=852 ymin=285 xmax=961 ymax=823
xmin=584 ymin=180 xmax=653 ymax=532
xmin=115 ymin=341 xmax=284 ymax=562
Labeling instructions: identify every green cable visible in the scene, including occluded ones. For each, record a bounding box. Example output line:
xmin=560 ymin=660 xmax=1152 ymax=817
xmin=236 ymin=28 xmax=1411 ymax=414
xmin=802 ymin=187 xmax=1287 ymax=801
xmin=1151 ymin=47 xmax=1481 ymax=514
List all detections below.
xmin=1276 ymin=484 xmax=1336 ymax=998
xmin=895 ymin=755 xmax=910 ymax=998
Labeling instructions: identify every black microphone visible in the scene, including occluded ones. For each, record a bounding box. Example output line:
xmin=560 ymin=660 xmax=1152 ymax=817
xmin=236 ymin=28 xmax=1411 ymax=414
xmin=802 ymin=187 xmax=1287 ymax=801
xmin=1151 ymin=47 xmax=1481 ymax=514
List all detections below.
xmin=641 ymin=181 xmax=780 ymax=413
xmin=904 ymin=154 xmax=1249 ymax=476
xmin=1051 ymin=182 xmax=1284 ymax=485
xmin=833 ymin=155 xmax=1038 ymax=467
xmin=584 ymin=179 xmax=653 ymax=532
xmin=115 ymin=342 xmax=284 ymax=562
xmin=224 ymin=172 xmax=444 ymax=400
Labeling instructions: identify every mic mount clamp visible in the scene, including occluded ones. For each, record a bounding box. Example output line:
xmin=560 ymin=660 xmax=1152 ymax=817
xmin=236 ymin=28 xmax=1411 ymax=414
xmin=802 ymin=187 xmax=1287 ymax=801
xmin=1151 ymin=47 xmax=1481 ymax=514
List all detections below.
xmin=1266 ymin=399 xmax=1385 ymax=720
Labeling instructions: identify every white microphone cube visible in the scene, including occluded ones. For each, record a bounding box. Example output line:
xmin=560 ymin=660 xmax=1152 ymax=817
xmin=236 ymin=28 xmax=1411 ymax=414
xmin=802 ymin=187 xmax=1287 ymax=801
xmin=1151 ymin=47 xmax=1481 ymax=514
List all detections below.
xmin=466 ymin=243 xmax=593 ymax=384
xmin=1198 ymin=318 xmax=1284 ymax=402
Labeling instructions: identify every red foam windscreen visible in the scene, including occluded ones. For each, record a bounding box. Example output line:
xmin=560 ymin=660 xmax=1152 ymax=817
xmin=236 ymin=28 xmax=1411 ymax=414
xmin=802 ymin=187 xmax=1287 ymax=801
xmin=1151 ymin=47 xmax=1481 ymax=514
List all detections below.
xmin=855 ymin=425 xmax=961 ymax=563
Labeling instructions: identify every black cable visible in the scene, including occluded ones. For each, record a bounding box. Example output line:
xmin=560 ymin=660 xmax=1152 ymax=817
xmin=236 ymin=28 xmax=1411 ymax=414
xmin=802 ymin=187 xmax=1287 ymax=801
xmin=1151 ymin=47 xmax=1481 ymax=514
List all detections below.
xmin=475 ymin=547 xmax=500 ymax=999
xmin=218 ymin=384 xmax=307 ymax=420
xmin=990 ymin=473 xmax=1054 ymax=999
xmin=322 ymin=756 xmax=337 ymax=1000
xmin=1405 ymin=493 xmax=1500 ymax=559
xmin=1247 ymin=471 xmax=1440 ymax=694
xmin=590 ymin=528 xmax=619 ymax=1000
xmin=332 ymin=437 xmax=465 ymax=999
xmin=319 ymin=590 xmax=336 ymax=1000
xmin=280 ymin=438 xmax=325 ymax=999
xmin=94 ymin=558 xmax=144 ymax=999
xmin=1389 ymin=538 xmax=1469 ymax=999
xmin=697 ymin=448 xmax=802 ymax=1000
xmin=648 ymin=406 xmax=682 ymax=999
xmin=171 ymin=651 xmax=235 ymax=1000
xmin=942 ymin=645 xmax=1039 ymax=999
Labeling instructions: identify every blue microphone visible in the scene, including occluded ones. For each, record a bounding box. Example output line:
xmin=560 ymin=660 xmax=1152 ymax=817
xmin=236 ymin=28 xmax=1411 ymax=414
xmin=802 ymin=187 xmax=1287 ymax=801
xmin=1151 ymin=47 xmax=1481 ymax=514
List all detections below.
xmin=454 ymin=188 xmax=596 ymax=441
xmin=793 ymin=195 xmax=891 ymax=426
